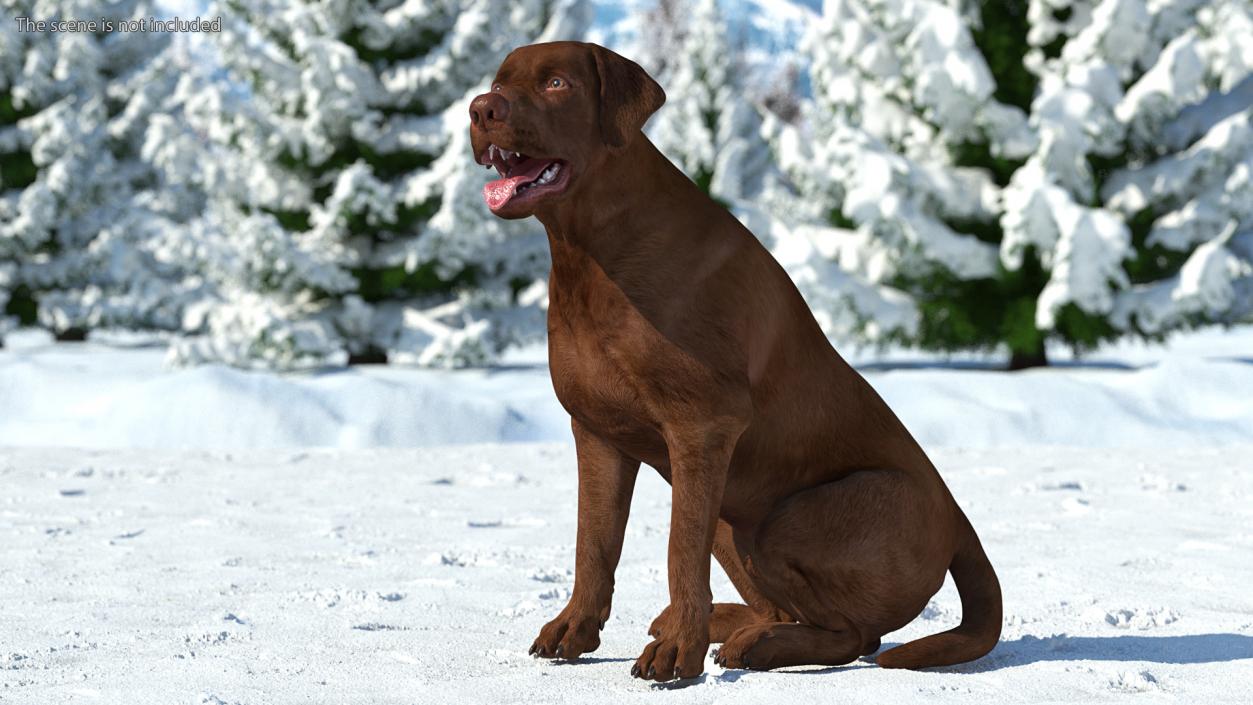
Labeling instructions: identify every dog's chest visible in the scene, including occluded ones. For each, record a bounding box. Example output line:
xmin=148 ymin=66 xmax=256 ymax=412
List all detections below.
xmin=546 ymin=262 xmax=668 ymax=462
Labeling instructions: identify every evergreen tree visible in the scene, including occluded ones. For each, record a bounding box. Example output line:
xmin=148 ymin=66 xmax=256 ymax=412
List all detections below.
xmin=649 ymin=0 xmax=773 ymax=203
xmin=637 ymin=0 xmax=690 ymax=82
xmin=165 ymin=0 xmax=590 ymax=369
xmin=775 ymin=0 xmax=1252 ymax=367
xmin=1 ymin=0 xmax=191 ymax=343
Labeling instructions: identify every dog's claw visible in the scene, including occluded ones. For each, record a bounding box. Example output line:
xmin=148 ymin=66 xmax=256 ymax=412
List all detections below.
xmin=631 ymin=663 xmax=641 ymax=678
xmin=672 ymin=667 xmax=681 ymax=680
xmin=646 ymin=666 xmax=655 ymax=679
xmin=555 ymin=645 xmax=564 ymax=658
xmin=528 ymin=644 xmax=537 ymax=656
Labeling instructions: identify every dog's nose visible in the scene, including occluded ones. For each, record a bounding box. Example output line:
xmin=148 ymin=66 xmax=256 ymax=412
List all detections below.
xmin=469 ymin=93 xmax=510 ymax=127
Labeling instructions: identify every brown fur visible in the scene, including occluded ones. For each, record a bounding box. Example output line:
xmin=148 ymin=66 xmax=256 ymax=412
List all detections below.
xmin=469 ymin=41 xmax=1002 ymax=681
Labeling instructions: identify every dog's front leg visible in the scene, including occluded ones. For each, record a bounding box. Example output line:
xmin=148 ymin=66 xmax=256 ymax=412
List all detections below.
xmin=633 ymin=421 xmax=742 ymax=682
xmin=531 ymin=419 xmax=639 ymax=659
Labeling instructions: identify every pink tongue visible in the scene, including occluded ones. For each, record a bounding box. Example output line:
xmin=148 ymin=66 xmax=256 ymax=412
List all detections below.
xmin=483 ymin=159 xmax=552 ymax=211
xmin=484 ymin=175 xmax=530 ymax=211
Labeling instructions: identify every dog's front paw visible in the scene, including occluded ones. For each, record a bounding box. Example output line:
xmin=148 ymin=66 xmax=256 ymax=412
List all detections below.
xmin=632 ymin=607 xmax=709 ymax=681
xmin=530 ymin=606 xmax=604 ymax=660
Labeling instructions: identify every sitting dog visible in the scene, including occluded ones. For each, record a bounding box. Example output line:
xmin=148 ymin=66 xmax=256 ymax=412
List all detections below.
xmin=467 ymin=41 xmax=1002 ymax=681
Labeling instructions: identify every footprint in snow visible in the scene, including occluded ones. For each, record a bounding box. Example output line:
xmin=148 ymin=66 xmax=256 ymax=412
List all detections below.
xmin=468 ymin=519 xmax=504 ymax=528
xmin=1107 ymin=669 xmax=1163 ymax=692
xmin=467 ymin=517 xmax=546 ymax=529
xmin=1062 ymin=496 xmax=1092 ymax=510
xmin=1022 ymin=480 xmax=1086 ymax=492
xmin=1085 ymin=605 xmax=1180 ymax=629
xmin=538 ymin=587 xmax=571 ymax=601
xmin=530 ymin=568 xmax=573 ymax=583
xmin=353 ymin=623 xmax=407 ymax=632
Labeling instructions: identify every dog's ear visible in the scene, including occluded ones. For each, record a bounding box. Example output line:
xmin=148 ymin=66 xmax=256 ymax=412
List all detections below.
xmin=590 ymin=43 xmax=665 ymax=151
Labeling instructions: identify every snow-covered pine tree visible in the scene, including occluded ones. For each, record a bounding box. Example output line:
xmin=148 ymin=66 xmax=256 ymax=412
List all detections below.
xmin=636 ymin=0 xmax=689 ymax=83
xmin=166 ymin=0 xmax=590 ymax=370
xmin=1 ymin=0 xmax=192 ymax=344
xmin=648 ymin=0 xmax=773 ymax=204
xmin=775 ymin=0 xmax=1252 ymax=367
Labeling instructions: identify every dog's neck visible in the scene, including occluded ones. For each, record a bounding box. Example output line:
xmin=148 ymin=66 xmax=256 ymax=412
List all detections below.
xmin=535 ymin=135 xmax=701 ymax=267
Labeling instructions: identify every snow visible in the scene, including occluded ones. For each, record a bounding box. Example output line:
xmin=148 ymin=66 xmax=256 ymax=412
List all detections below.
xmin=3 ymin=443 xmax=1251 ymax=702
xmin=2 ymin=325 xmax=1252 ymax=450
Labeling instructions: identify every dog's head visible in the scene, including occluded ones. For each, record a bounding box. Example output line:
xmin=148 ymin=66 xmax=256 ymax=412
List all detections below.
xmin=469 ymin=41 xmax=665 ymax=219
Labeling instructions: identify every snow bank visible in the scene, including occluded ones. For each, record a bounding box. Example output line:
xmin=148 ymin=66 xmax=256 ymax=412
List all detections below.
xmin=2 ymin=325 xmax=1251 ymax=450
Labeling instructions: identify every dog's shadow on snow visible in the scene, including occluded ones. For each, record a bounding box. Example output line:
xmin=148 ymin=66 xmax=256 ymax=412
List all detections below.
xmin=916 ymin=633 xmax=1253 ymax=673
xmin=636 ymin=633 xmax=1253 ymax=684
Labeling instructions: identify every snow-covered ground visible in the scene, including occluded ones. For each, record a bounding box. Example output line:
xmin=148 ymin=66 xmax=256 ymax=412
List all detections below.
xmin=3 ymin=444 xmax=1252 ymax=703
xmin=1 ymin=325 xmax=1251 ymax=449
xmin=3 ymin=325 xmax=1251 ymax=702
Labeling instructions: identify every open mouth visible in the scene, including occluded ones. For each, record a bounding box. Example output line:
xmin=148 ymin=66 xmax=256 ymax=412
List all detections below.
xmin=478 ymin=143 xmax=571 ymax=213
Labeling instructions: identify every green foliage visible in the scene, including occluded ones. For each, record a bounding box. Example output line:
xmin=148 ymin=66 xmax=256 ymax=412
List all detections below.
xmin=1 ymin=92 xmax=38 ymax=123
xmin=354 ymin=261 xmax=480 ymax=303
xmin=1041 ymin=6 xmax=1074 ymax=58
xmin=887 ymin=247 xmax=1048 ymax=358
xmin=1123 ymin=207 xmax=1191 ymax=284
xmin=317 ymin=141 xmax=436 ymax=183
xmin=0 ymin=149 xmax=37 ymax=191
xmin=3 ymin=286 xmax=38 ymax=326
xmin=969 ymin=2 xmax=1035 ymax=113
xmin=827 ymin=208 xmax=856 ymax=230
xmin=950 ymin=139 xmax=1025 ymax=188
xmin=1052 ymin=302 xmax=1121 ymax=352
xmin=396 ymin=196 xmax=441 ymax=231
xmin=693 ymin=167 xmax=714 ymax=195
xmin=1088 ymin=151 xmax=1129 ymax=205
xmin=1 ymin=93 xmax=39 ymax=190
xmin=945 ymin=213 xmax=1007 ymax=245
xmin=343 ymin=26 xmax=446 ymax=65
xmin=263 ymin=206 xmax=312 ymax=233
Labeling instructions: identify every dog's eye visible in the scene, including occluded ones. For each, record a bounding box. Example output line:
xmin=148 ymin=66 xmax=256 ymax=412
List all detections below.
xmin=547 ymin=77 xmax=565 ymax=90
xmin=492 ymin=83 xmax=502 ymax=92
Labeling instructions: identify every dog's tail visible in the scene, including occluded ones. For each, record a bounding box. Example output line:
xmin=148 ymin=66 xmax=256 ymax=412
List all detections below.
xmin=876 ymin=510 xmax=1002 ymax=669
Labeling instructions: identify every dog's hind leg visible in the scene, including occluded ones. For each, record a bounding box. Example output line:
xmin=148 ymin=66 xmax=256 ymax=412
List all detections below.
xmin=711 ymin=520 xmax=793 ymax=641
xmin=715 ymin=618 xmax=864 ymax=670
xmin=721 ymin=469 xmax=959 ymax=670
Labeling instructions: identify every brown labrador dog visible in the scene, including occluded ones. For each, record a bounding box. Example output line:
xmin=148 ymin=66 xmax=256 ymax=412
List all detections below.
xmin=468 ymin=42 xmax=1002 ymax=681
